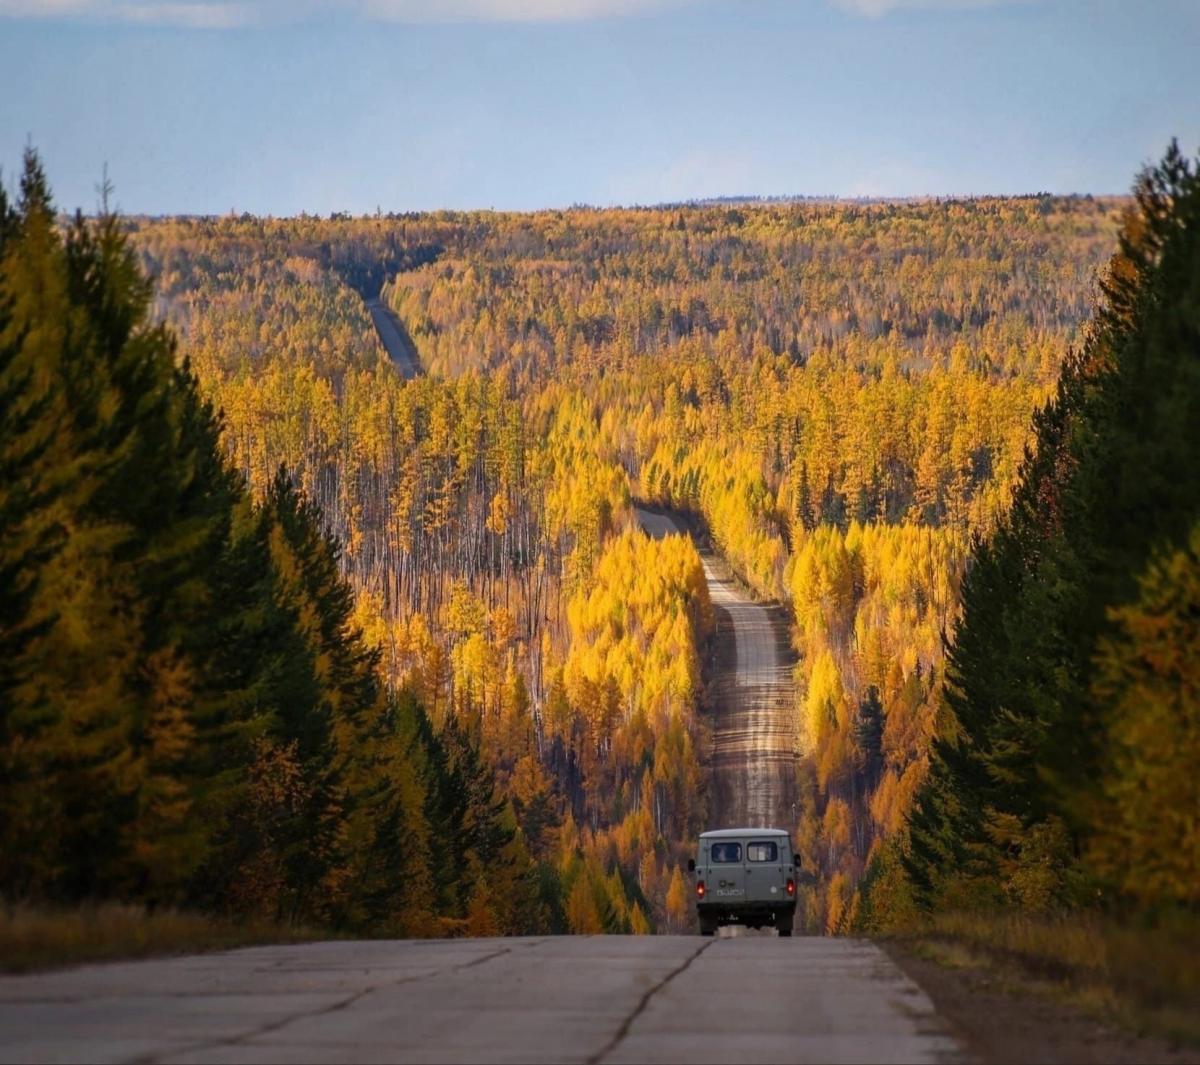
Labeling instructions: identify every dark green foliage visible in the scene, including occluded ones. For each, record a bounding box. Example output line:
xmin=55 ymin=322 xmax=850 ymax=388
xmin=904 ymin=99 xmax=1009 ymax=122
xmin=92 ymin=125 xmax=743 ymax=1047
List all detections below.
xmin=0 ymin=151 xmax=538 ymax=936
xmin=902 ymin=142 xmax=1200 ymax=914
xmin=417 ymin=713 xmax=515 ymax=916
xmin=0 ymin=168 xmax=61 ymax=710
xmin=854 ymin=687 xmax=884 ymax=791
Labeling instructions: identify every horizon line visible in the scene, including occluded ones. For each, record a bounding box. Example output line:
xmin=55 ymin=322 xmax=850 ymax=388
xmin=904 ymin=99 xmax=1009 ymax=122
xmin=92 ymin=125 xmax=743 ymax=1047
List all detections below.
xmin=94 ymin=189 xmax=1130 ymax=221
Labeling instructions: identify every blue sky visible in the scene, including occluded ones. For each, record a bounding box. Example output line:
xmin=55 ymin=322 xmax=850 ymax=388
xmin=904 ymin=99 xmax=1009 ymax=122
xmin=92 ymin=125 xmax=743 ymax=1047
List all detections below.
xmin=2 ymin=0 xmax=1198 ymax=214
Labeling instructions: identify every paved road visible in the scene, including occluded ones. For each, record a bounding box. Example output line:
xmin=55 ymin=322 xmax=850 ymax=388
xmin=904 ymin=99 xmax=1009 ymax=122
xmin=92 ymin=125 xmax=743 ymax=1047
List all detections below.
xmin=364 ymin=297 xmax=421 ymax=379
xmin=637 ymin=508 xmax=796 ymax=829
xmin=0 ymin=937 xmax=961 ymax=1064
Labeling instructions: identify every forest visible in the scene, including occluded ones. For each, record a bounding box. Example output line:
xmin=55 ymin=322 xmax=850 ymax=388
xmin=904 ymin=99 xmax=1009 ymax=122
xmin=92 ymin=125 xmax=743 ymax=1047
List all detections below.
xmin=887 ymin=145 xmax=1200 ymax=924
xmin=130 ymin=184 xmax=1119 ymax=932
xmin=0 ymin=155 xmax=567 ymax=936
xmin=4 ymin=141 xmax=1195 ymax=940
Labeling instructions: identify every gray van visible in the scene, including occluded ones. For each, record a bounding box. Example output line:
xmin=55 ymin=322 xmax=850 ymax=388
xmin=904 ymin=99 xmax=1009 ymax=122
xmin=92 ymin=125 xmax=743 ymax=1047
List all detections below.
xmin=688 ymin=828 xmax=798 ymax=936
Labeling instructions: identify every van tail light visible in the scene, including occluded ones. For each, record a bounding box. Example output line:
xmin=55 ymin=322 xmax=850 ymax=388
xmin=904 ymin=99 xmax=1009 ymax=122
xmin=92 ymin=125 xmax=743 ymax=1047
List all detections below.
xmin=696 ymin=880 xmax=706 ymax=899
xmin=786 ymin=878 xmax=796 ymax=897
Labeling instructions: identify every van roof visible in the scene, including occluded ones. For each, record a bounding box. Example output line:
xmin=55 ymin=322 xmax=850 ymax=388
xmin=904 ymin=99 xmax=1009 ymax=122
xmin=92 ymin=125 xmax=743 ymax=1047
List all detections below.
xmin=699 ymin=828 xmax=789 ymax=839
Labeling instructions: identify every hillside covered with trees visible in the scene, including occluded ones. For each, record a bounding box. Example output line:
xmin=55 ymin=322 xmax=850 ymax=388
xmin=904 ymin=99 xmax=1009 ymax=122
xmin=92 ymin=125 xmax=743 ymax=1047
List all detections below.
xmin=121 ymin=185 xmax=1129 ymax=933
xmin=0 ymin=155 xmax=565 ymax=936
xmin=11 ymin=140 xmax=1192 ymax=942
xmin=882 ymin=144 xmax=1200 ymax=925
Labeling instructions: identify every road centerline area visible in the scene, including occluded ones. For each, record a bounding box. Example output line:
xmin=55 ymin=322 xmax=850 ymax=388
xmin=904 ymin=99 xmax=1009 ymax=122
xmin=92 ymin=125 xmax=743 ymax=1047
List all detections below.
xmin=586 ymin=938 xmax=715 ymax=1065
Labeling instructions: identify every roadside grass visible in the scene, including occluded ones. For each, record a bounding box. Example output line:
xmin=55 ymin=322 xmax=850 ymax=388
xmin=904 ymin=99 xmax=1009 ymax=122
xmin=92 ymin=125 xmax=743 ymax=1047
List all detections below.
xmin=0 ymin=903 xmax=324 ymax=973
xmin=897 ymin=910 xmax=1200 ymax=1047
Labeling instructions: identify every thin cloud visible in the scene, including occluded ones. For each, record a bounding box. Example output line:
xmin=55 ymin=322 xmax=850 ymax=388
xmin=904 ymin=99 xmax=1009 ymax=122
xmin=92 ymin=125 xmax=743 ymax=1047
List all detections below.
xmin=1 ymin=0 xmax=1039 ymax=25
xmin=115 ymin=2 xmax=250 ymax=26
xmin=1 ymin=0 xmax=253 ymax=25
xmin=831 ymin=0 xmax=1037 ymax=15
xmin=1 ymin=0 xmax=699 ymax=23
xmin=364 ymin=0 xmax=691 ymax=20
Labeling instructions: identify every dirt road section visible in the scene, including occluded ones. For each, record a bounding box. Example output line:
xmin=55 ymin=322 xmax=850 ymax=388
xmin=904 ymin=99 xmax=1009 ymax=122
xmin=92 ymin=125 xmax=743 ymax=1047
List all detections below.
xmin=364 ymin=296 xmax=421 ymax=379
xmin=636 ymin=508 xmax=796 ymax=830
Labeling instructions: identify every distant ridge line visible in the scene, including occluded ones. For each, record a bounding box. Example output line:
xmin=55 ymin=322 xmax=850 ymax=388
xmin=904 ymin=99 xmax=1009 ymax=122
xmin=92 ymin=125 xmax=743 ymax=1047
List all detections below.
xmin=112 ymin=191 xmax=1126 ymax=223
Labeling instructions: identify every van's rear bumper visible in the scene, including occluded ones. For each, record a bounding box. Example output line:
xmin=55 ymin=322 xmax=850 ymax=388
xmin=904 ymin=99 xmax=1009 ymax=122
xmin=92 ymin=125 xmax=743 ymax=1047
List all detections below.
xmin=697 ymin=901 xmax=796 ymax=923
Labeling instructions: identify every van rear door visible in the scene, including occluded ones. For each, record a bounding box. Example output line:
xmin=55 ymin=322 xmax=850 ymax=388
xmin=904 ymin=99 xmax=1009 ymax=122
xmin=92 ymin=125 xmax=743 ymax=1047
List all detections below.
xmin=743 ymin=837 xmax=786 ymax=905
xmin=707 ymin=839 xmax=746 ymax=904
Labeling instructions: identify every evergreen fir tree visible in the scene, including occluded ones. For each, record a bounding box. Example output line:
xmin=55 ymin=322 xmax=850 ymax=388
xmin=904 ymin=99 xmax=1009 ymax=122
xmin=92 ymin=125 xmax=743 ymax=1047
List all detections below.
xmin=902 ymin=142 xmax=1200 ymax=913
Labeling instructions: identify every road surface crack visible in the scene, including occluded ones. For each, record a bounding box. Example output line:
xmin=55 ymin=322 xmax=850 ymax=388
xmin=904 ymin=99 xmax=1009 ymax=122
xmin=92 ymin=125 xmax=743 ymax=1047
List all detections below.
xmin=128 ymin=982 xmax=376 ymax=1065
xmin=131 ymin=944 xmax=519 ymax=1064
xmin=586 ymin=939 xmax=715 ymax=1065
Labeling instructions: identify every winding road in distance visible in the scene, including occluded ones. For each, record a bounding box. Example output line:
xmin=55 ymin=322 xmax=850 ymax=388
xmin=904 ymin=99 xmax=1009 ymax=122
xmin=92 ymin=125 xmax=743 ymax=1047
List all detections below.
xmin=636 ymin=507 xmax=797 ymax=830
xmin=364 ymin=297 xmax=421 ymax=379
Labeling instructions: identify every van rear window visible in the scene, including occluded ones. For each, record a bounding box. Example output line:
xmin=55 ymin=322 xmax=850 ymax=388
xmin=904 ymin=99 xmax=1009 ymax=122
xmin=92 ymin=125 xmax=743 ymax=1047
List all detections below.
xmin=747 ymin=841 xmax=779 ymax=862
xmin=710 ymin=842 xmax=741 ymax=863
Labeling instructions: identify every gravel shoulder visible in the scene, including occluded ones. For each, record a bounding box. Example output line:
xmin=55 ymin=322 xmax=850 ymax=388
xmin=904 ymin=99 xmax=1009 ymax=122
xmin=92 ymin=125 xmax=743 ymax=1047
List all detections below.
xmin=885 ymin=939 xmax=1200 ymax=1065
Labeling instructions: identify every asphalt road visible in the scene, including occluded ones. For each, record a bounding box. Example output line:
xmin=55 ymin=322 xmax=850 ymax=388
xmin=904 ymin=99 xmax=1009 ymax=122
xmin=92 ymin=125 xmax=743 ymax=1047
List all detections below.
xmin=0 ymin=937 xmax=961 ymax=1064
xmin=364 ymin=297 xmax=421 ymax=379
xmin=636 ymin=508 xmax=797 ymax=829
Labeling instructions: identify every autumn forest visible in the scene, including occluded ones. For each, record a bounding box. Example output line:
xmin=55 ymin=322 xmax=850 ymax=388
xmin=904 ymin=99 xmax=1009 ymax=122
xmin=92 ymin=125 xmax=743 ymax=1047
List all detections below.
xmin=3 ymin=142 xmax=1198 ymax=941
